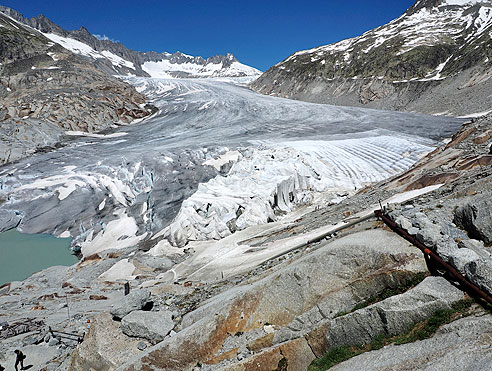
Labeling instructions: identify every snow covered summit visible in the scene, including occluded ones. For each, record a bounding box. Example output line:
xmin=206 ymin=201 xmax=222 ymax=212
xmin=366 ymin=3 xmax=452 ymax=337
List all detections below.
xmin=141 ymin=52 xmax=262 ymax=79
xmin=0 ymin=6 xmax=261 ymax=80
xmin=252 ymin=0 xmax=492 ymax=117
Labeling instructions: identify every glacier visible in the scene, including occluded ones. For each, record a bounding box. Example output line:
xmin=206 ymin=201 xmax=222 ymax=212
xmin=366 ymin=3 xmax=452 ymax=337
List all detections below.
xmin=0 ymin=77 xmax=464 ymax=256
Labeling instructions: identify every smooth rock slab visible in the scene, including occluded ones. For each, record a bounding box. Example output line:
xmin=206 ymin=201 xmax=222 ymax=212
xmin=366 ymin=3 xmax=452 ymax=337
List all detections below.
xmin=317 ymin=277 xmax=465 ymax=351
xmin=331 ymin=314 xmax=492 ymax=371
xmin=121 ymin=310 xmax=174 ymax=344
xmin=116 ymin=229 xmax=426 ymax=371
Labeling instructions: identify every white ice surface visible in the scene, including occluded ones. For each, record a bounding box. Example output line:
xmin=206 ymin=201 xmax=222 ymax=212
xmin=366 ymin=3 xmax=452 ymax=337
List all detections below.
xmin=163 ymin=136 xmax=435 ymax=247
xmin=151 ymin=184 xmax=444 ymax=283
xmin=202 ymin=150 xmax=241 ymax=170
xmin=142 ymin=58 xmax=261 ymax=79
xmin=81 ymin=209 xmax=147 ymax=257
xmin=65 ymin=131 xmax=128 ymax=138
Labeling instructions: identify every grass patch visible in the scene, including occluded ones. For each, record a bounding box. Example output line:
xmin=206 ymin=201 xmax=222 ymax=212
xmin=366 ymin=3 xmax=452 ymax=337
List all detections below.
xmin=334 ymin=272 xmax=428 ymax=318
xmin=393 ymin=298 xmax=473 ymax=345
xmin=308 ymin=346 xmax=364 ymax=371
xmin=273 ymin=357 xmax=288 ymax=371
xmin=309 ymin=298 xmax=474 ymax=371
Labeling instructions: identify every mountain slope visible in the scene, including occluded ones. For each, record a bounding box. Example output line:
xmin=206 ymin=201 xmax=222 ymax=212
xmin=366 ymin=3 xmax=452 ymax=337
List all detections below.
xmin=0 ymin=6 xmax=261 ymax=164
xmin=251 ymin=0 xmax=492 ymax=116
xmin=0 ymin=10 xmax=151 ymax=163
xmin=0 ymin=6 xmax=261 ymax=79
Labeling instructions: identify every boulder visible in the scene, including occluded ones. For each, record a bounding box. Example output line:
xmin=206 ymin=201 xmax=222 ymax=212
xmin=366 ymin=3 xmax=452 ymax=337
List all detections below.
xmin=454 ymin=197 xmax=492 ymax=244
xmin=416 ymin=227 xmax=441 ymax=248
xmin=121 ymin=310 xmax=174 ymax=344
xmin=395 ymin=215 xmax=412 ymax=231
xmin=69 ymin=313 xmax=142 ymax=371
xmin=110 ymin=289 xmax=152 ymax=320
xmin=464 ymin=260 xmax=492 ymax=293
xmin=435 ymin=236 xmax=459 ymax=262
xmin=458 ymin=239 xmax=490 ymax=259
xmin=449 ymin=248 xmax=480 ymax=273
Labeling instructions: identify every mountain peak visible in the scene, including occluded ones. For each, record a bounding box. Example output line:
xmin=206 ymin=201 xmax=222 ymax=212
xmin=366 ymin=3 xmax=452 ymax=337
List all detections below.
xmin=408 ymin=0 xmax=491 ymax=14
xmin=0 ymin=6 xmax=261 ymax=79
xmin=251 ymin=0 xmax=492 ymax=116
xmin=409 ymin=0 xmax=492 ymax=13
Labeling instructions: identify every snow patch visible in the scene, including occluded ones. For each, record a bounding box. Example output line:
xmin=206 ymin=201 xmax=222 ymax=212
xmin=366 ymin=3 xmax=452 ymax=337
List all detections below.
xmin=42 ymin=32 xmax=135 ymax=71
xmin=81 ymin=209 xmax=146 ymax=257
xmin=99 ymin=259 xmax=136 ymax=281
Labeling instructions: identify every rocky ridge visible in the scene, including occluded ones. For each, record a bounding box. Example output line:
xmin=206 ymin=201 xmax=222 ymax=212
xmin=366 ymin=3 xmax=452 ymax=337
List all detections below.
xmin=251 ymin=0 xmax=492 ymax=116
xmin=0 ymin=10 xmax=152 ymax=164
xmin=0 ymin=6 xmax=261 ymax=164
xmin=0 ymin=6 xmax=261 ymax=79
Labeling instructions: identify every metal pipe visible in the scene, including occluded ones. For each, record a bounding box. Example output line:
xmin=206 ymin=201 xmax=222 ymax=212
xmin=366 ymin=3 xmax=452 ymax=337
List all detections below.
xmin=49 ymin=326 xmax=83 ymax=342
xmin=374 ymin=209 xmax=492 ymax=305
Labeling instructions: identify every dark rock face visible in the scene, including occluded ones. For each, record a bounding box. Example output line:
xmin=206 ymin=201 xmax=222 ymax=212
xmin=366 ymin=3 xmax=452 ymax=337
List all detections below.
xmin=454 ymin=196 xmax=492 ymax=244
xmin=0 ymin=210 xmax=22 ymax=233
xmin=406 ymin=0 xmax=443 ymax=15
xmin=251 ymin=1 xmax=492 ymax=116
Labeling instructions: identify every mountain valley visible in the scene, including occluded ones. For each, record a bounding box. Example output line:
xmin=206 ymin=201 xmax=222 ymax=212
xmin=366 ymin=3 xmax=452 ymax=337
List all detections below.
xmin=1 ymin=2 xmax=492 ymax=370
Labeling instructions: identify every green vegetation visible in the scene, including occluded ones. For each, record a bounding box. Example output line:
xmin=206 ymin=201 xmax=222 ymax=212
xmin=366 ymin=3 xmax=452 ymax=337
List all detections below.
xmin=308 ymin=346 xmax=364 ymax=371
xmin=309 ymin=298 xmax=474 ymax=371
xmin=273 ymin=358 xmax=288 ymax=371
xmin=334 ymin=272 xmax=428 ymax=318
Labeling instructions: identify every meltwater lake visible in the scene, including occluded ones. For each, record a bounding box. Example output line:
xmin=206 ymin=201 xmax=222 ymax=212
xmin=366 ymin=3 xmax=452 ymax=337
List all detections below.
xmin=0 ymin=229 xmax=77 ymax=286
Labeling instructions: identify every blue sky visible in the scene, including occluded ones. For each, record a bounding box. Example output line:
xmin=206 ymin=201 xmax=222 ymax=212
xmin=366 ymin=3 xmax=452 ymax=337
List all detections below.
xmin=4 ymin=0 xmax=415 ymax=71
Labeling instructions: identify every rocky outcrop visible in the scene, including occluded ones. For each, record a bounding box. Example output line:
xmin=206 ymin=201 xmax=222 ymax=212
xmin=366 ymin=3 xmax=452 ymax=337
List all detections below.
xmin=312 ymin=277 xmax=464 ymax=352
xmin=212 ymin=277 xmax=464 ymax=371
xmin=251 ymin=1 xmax=492 ymax=116
xmin=115 ymin=229 xmax=426 ymax=370
xmin=0 ymin=6 xmax=261 ymax=79
xmin=377 ymin=115 xmax=492 ymax=298
xmin=331 ymin=314 xmax=492 ymax=371
xmin=454 ymin=196 xmax=492 ymax=244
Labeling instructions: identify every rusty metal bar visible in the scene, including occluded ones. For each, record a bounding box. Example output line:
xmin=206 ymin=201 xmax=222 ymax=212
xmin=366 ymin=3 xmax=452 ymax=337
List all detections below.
xmin=374 ymin=209 xmax=492 ymax=305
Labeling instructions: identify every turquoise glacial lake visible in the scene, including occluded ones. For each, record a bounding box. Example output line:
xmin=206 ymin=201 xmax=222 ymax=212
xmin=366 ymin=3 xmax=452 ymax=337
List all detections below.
xmin=0 ymin=229 xmax=77 ymax=286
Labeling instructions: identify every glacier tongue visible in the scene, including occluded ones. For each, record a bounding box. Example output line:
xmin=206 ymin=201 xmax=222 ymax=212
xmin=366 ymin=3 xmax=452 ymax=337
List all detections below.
xmin=164 ymin=136 xmax=435 ymax=247
xmin=0 ymin=77 xmax=464 ymax=256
